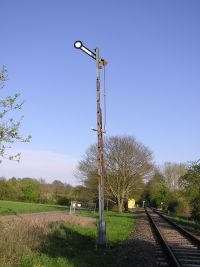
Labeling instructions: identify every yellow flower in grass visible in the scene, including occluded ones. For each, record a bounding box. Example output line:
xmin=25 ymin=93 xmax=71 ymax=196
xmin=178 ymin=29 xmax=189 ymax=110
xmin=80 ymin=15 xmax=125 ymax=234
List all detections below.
xmin=33 ymin=264 xmax=45 ymax=267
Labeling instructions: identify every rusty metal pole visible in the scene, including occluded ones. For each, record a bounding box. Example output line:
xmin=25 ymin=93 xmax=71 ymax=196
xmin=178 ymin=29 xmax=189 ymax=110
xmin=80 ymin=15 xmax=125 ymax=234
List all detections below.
xmin=74 ymin=41 xmax=106 ymax=246
xmin=96 ymin=47 xmax=106 ymax=246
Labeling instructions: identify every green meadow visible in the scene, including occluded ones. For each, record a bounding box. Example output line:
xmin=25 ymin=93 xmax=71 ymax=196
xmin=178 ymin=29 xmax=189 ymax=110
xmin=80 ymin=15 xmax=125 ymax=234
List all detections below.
xmin=0 ymin=200 xmax=68 ymax=215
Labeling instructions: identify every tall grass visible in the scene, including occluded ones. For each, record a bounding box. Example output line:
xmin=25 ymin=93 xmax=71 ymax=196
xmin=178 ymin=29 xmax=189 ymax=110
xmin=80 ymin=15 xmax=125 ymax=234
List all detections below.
xmin=0 ymin=211 xmax=135 ymax=267
xmin=0 ymin=220 xmax=48 ymax=267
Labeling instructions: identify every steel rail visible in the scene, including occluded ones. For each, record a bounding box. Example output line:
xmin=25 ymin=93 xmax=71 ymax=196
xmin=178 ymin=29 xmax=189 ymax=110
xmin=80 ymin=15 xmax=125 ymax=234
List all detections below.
xmin=145 ymin=208 xmax=181 ymax=267
xmin=153 ymin=209 xmax=200 ymax=248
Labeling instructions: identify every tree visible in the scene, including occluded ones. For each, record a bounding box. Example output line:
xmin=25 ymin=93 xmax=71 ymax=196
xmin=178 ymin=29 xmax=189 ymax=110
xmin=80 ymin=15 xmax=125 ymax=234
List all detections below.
xmin=19 ymin=178 xmax=39 ymax=202
xmin=179 ymin=160 xmax=200 ymax=221
xmin=0 ymin=177 xmax=15 ymax=200
xmin=7 ymin=177 xmax=24 ymax=200
xmin=77 ymin=135 xmax=153 ymax=212
xmin=145 ymin=172 xmax=170 ymax=209
xmin=52 ymin=180 xmax=65 ymax=196
xmin=72 ymin=185 xmax=94 ymax=202
xmin=161 ymin=162 xmax=186 ymax=190
xmin=0 ymin=66 xmax=31 ymax=162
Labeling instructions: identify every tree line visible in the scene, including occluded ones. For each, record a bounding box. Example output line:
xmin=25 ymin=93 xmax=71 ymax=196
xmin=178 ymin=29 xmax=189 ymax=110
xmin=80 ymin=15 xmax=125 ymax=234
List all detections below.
xmin=0 ymin=177 xmax=93 ymax=205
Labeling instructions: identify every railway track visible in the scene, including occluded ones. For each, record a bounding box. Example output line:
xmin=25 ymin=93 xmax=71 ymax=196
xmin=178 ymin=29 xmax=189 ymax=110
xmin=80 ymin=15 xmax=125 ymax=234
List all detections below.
xmin=145 ymin=208 xmax=200 ymax=267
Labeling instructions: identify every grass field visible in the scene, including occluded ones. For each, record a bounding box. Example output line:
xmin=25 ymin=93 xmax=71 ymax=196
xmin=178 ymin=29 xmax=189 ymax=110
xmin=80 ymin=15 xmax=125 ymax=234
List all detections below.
xmin=0 ymin=200 xmax=68 ymax=215
xmin=0 ymin=200 xmax=135 ymax=267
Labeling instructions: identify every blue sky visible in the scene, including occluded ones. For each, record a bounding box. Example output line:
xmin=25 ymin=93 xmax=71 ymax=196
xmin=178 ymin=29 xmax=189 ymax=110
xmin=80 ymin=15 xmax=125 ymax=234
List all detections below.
xmin=0 ymin=0 xmax=200 ymax=184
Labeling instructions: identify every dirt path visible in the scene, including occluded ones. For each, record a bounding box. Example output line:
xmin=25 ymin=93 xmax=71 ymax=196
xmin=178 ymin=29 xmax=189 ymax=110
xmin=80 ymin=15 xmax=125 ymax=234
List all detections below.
xmin=0 ymin=211 xmax=96 ymax=227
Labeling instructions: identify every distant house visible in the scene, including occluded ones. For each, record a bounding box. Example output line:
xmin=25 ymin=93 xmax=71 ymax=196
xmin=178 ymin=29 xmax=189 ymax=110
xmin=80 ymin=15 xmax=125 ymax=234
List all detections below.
xmin=128 ymin=198 xmax=135 ymax=209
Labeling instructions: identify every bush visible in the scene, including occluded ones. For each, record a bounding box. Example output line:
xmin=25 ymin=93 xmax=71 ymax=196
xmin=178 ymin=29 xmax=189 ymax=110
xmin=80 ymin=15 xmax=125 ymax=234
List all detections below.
xmin=56 ymin=196 xmax=70 ymax=206
xmin=168 ymin=195 xmax=190 ymax=217
xmin=191 ymin=196 xmax=200 ymax=222
xmin=167 ymin=199 xmax=177 ymax=213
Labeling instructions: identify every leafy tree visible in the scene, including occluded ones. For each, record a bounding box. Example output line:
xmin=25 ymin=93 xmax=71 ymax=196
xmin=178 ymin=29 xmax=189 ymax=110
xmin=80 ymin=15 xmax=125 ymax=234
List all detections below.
xmin=129 ymin=176 xmax=145 ymax=202
xmin=72 ymin=185 xmax=94 ymax=202
xmin=18 ymin=178 xmax=39 ymax=202
xmin=52 ymin=180 xmax=64 ymax=193
xmin=179 ymin=160 xmax=200 ymax=198
xmin=77 ymin=135 xmax=153 ymax=212
xmin=0 ymin=66 xmax=31 ymax=162
xmin=145 ymin=172 xmax=170 ymax=209
xmin=0 ymin=178 xmax=15 ymax=200
xmin=0 ymin=176 xmax=81 ymax=204
xmin=6 ymin=177 xmax=23 ymax=200
xmin=179 ymin=160 xmax=200 ymax=221
xmin=161 ymin=162 xmax=186 ymax=190
xmin=167 ymin=192 xmax=190 ymax=216
xmin=191 ymin=196 xmax=200 ymax=221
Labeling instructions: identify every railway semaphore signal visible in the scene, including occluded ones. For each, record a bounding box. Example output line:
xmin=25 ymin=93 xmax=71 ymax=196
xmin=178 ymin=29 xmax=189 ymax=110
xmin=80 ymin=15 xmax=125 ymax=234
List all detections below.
xmin=74 ymin=40 xmax=107 ymax=246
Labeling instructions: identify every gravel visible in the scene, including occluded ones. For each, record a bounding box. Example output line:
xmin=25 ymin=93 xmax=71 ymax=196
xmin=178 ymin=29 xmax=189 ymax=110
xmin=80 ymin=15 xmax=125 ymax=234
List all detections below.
xmin=117 ymin=208 xmax=158 ymax=267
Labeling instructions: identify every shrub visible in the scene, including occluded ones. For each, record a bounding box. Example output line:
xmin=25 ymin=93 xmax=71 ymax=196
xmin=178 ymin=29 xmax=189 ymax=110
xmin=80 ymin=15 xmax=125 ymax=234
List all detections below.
xmin=168 ymin=198 xmax=177 ymax=213
xmin=191 ymin=196 xmax=200 ymax=222
xmin=56 ymin=196 xmax=70 ymax=206
xmin=168 ymin=195 xmax=190 ymax=217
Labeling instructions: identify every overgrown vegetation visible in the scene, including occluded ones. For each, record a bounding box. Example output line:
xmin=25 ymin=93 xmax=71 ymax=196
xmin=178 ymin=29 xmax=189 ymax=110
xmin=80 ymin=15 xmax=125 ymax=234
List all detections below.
xmin=0 ymin=220 xmax=45 ymax=267
xmin=144 ymin=160 xmax=200 ymax=222
xmin=0 ymin=211 xmax=135 ymax=267
xmin=179 ymin=160 xmax=200 ymax=221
